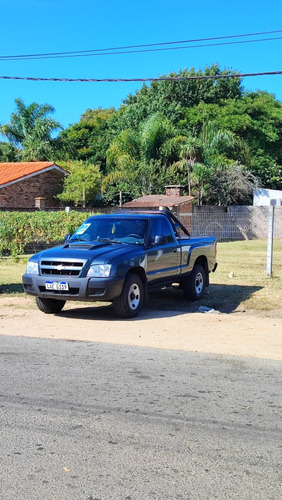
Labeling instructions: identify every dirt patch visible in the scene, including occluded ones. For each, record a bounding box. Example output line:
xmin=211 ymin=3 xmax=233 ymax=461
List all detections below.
xmin=0 ymin=296 xmax=281 ymax=360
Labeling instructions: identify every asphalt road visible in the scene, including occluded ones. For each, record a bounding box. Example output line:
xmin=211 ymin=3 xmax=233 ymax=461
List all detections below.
xmin=0 ymin=335 xmax=281 ymax=500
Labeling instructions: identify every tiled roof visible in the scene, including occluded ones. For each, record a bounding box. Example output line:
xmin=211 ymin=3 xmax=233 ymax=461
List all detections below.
xmin=0 ymin=162 xmax=68 ymax=187
xmin=123 ymin=194 xmax=194 ymax=208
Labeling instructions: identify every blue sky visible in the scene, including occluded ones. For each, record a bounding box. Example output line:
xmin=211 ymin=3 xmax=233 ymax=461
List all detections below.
xmin=0 ymin=0 xmax=282 ymax=130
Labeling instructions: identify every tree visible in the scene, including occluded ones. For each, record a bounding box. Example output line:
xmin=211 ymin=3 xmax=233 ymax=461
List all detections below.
xmin=179 ymin=136 xmax=202 ymax=195
xmin=118 ymin=64 xmax=243 ymax=130
xmin=57 ymin=107 xmax=116 ymax=170
xmin=181 ymin=94 xmax=282 ymax=189
xmin=139 ymin=113 xmax=176 ymax=162
xmin=207 ymin=163 xmax=259 ymax=206
xmin=0 ymin=142 xmax=18 ymax=161
xmin=0 ymin=98 xmax=62 ymax=161
xmin=102 ymin=114 xmax=181 ymax=201
xmin=58 ymin=162 xmax=102 ymax=208
xmin=190 ymin=163 xmax=213 ymax=205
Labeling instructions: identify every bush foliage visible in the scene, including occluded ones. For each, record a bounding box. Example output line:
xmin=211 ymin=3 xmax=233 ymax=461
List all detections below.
xmin=0 ymin=211 xmax=91 ymax=256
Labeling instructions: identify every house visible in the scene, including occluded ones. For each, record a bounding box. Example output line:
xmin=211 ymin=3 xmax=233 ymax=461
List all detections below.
xmin=0 ymin=162 xmax=68 ymax=209
xmin=122 ymin=185 xmax=194 ymax=232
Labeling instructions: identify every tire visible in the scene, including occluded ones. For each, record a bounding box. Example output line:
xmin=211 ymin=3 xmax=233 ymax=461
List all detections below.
xmin=113 ymin=273 xmax=144 ymax=318
xmin=183 ymin=264 xmax=206 ymax=301
xmin=36 ymin=297 xmax=66 ymax=314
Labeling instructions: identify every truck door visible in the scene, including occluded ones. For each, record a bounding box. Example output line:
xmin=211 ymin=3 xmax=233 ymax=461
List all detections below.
xmin=146 ymin=217 xmax=181 ymax=285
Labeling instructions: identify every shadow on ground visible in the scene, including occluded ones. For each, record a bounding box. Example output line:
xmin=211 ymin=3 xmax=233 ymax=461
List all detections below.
xmin=146 ymin=284 xmax=263 ymax=314
xmin=53 ymin=283 xmax=263 ymax=321
xmin=0 ymin=283 xmax=24 ymax=294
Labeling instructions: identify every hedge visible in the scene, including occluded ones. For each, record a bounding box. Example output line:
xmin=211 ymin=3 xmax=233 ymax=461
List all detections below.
xmin=0 ymin=211 xmax=94 ymax=257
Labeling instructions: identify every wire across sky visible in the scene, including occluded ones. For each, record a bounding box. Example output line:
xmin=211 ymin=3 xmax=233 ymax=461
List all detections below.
xmin=0 ymin=71 xmax=282 ymax=83
xmin=0 ymin=29 xmax=282 ymax=61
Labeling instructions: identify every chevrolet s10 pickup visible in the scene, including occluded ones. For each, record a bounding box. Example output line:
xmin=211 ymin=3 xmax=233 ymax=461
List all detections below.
xmin=22 ymin=209 xmax=217 ymax=318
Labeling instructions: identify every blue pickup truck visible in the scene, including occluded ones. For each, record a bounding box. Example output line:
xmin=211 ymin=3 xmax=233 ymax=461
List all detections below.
xmin=23 ymin=209 xmax=217 ymax=318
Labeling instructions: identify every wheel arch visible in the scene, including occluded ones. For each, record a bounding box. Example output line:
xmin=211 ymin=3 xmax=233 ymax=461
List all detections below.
xmin=126 ymin=266 xmax=147 ymax=283
xmin=125 ymin=266 xmax=148 ymax=302
xmin=194 ymin=256 xmax=209 ymax=286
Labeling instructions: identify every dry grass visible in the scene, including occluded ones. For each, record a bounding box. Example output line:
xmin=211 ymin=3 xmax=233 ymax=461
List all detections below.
xmin=1 ymin=240 xmax=281 ymax=315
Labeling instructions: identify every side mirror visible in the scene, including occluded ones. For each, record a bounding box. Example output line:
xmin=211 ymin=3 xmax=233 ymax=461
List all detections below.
xmin=65 ymin=233 xmax=72 ymax=243
xmin=152 ymin=234 xmax=167 ymax=246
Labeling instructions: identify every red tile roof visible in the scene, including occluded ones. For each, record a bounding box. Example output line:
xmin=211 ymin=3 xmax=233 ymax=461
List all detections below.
xmin=123 ymin=194 xmax=194 ymax=208
xmin=0 ymin=162 xmax=68 ymax=187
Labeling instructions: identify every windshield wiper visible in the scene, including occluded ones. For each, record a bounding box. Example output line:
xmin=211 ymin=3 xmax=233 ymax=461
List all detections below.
xmin=97 ymin=238 xmax=125 ymax=244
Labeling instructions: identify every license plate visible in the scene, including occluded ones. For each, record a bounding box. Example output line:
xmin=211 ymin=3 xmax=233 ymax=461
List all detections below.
xmin=45 ymin=281 xmax=69 ymax=291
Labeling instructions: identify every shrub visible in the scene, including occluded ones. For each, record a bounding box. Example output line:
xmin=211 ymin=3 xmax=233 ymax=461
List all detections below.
xmin=0 ymin=211 xmax=93 ymax=256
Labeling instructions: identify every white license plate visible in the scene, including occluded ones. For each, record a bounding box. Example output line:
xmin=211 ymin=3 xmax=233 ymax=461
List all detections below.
xmin=45 ymin=281 xmax=69 ymax=291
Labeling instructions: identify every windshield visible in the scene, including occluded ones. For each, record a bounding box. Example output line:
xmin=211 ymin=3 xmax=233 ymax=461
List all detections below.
xmin=70 ymin=217 xmax=148 ymax=245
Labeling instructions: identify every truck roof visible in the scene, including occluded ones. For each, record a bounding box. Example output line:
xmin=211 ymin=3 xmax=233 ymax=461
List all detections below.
xmin=87 ymin=209 xmax=190 ymax=237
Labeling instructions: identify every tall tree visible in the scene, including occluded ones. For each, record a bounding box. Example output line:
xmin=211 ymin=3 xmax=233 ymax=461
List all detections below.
xmin=0 ymin=98 xmax=62 ymax=161
xmin=57 ymin=161 xmax=101 ymax=208
xmin=179 ymin=136 xmax=202 ymax=195
xmin=103 ymin=114 xmax=180 ymax=200
xmin=57 ymin=107 xmax=116 ymax=170
xmin=117 ymin=64 xmax=243 ymax=130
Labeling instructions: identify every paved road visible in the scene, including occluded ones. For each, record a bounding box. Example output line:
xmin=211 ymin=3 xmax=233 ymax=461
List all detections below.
xmin=0 ymin=335 xmax=281 ymax=500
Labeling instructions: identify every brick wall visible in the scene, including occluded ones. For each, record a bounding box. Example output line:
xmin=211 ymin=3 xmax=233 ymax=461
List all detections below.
xmin=0 ymin=170 xmax=64 ymax=208
xmin=174 ymin=202 xmax=193 ymax=234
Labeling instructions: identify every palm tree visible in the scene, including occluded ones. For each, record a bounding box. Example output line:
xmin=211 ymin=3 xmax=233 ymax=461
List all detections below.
xmin=139 ymin=113 xmax=176 ymax=163
xmin=103 ymin=114 xmax=178 ymax=197
xmin=0 ymin=98 xmax=62 ymax=160
xmin=179 ymin=136 xmax=202 ymax=195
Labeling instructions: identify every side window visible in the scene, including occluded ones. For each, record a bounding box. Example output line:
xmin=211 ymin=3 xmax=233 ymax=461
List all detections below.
xmin=151 ymin=218 xmax=174 ymax=245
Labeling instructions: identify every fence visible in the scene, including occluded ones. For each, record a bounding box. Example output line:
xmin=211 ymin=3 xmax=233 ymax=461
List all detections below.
xmin=1 ymin=205 xmax=282 ymax=247
xmin=190 ymin=206 xmax=282 ymax=241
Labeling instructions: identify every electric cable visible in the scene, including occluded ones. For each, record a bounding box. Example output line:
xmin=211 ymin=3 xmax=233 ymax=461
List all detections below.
xmin=0 ymin=30 xmax=281 ymax=61
xmin=0 ymin=71 xmax=282 ymax=83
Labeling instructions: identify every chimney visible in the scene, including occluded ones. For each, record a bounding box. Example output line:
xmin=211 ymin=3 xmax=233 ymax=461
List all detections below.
xmin=165 ymin=185 xmax=184 ymax=197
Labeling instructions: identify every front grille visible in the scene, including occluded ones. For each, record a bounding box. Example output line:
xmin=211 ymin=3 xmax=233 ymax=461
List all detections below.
xmin=40 ymin=258 xmax=86 ymax=277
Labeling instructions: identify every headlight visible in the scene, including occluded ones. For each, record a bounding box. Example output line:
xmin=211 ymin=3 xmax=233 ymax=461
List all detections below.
xmin=26 ymin=261 xmax=39 ymax=275
xmin=87 ymin=264 xmax=111 ymax=278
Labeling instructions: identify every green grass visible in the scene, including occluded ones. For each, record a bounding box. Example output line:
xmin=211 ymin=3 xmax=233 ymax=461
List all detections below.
xmin=210 ymin=239 xmax=282 ymax=312
xmin=1 ymin=240 xmax=281 ymax=314
xmin=0 ymin=256 xmax=29 ymax=294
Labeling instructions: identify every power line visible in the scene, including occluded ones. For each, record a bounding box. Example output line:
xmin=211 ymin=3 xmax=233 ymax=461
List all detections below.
xmin=0 ymin=30 xmax=282 ymax=61
xmin=1 ymin=71 xmax=282 ymax=83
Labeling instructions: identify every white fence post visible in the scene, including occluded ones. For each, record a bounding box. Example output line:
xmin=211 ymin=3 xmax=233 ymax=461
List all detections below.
xmin=266 ymin=205 xmax=275 ymax=277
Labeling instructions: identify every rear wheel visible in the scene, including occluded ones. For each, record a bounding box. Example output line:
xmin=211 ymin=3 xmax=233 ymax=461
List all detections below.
xmin=113 ymin=273 xmax=144 ymax=318
xmin=36 ymin=297 xmax=66 ymax=314
xmin=183 ymin=264 xmax=206 ymax=301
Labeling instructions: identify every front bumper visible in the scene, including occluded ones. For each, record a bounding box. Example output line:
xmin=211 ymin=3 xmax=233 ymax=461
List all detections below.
xmin=22 ymin=274 xmax=124 ymax=302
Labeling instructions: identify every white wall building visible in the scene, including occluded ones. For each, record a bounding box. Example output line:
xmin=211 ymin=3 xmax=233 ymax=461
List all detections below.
xmin=253 ymin=188 xmax=282 ymax=206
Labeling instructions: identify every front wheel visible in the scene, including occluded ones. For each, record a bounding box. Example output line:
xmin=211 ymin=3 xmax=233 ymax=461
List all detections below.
xmin=113 ymin=273 xmax=144 ymax=318
xmin=36 ymin=297 xmax=66 ymax=314
xmin=183 ymin=264 xmax=206 ymax=301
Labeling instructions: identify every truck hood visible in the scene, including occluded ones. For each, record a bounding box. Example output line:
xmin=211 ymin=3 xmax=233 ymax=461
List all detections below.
xmin=35 ymin=241 xmax=143 ymax=265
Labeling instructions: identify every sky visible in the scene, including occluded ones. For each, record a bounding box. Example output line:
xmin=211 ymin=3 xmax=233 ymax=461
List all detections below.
xmin=0 ymin=0 xmax=282 ymax=131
